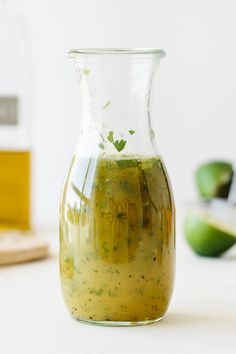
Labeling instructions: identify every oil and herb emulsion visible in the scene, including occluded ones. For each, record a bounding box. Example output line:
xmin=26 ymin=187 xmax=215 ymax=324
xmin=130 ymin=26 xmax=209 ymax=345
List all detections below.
xmin=60 ymin=49 xmax=175 ymax=326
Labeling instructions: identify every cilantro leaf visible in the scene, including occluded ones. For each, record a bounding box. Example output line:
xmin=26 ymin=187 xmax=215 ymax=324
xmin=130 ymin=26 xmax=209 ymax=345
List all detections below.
xmin=83 ymin=68 xmax=90 ymax=75
xmin=128 ymin=130 xmax=135 ymax=135
xmin=103 ymin=100 xmax=111 ymax=110
xmin=113 ymin=139 xmax=126 ymax=152
xmin=100 ymin=133 xmax=105 ymax=142
xmin=150 ymin=129 xmax=155 ymax=140
xmin=107 ymin=131 xmax=114 ymax=143
xmin=106 ymin=131 xmax=127 ymax=152
xmin=98 ymin=142 xmax=105 ymax=150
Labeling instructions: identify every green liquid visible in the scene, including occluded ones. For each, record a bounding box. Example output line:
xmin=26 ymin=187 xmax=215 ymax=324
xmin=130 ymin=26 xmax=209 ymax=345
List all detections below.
xmin=60 ymin=156 xmax=175 ymax=322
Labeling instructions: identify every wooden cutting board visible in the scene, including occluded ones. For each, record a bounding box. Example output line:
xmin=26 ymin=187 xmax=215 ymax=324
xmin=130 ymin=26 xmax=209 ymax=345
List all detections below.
xmin=0 ymin=232 xmax=49 ymax=265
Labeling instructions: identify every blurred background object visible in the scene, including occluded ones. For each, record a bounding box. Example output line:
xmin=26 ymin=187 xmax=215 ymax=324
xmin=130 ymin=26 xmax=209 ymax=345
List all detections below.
xmin=0 ymin=0 xmax=31 ymax=230
xmin=184 ymin=160 xmax=236 ymax=257
xmin=184 ymin=201 xmax=236 ymax=257
xmin=0 ymin=231 xmax=49 ymax=265
xmin=195 ymin=160 xmax=233 ymax=200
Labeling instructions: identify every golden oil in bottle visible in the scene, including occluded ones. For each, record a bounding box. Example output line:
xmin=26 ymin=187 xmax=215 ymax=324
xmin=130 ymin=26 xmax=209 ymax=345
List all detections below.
xmin=0 ymin=150 xmax=30 ymax=230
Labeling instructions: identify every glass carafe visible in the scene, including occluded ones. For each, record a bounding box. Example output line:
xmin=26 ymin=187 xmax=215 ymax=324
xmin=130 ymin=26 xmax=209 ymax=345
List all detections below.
xmin=60 ymin=49 xmax=175 ymax=326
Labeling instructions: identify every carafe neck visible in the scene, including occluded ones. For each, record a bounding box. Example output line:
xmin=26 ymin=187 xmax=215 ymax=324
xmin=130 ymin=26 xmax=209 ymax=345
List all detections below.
xmin=71 ymin=50 xmax=164 ymax=157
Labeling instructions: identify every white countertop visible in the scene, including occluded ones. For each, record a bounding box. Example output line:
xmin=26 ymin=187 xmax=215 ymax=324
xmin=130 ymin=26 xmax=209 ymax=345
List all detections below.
xmin=0 ymin=217 xmax=235 ymax=354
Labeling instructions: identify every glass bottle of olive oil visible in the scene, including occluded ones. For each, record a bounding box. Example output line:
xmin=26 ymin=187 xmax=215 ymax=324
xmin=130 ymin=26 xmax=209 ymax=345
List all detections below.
xmin=60 ymin=49 xmax=175 ymax=326
xmin=0 ymin=0 xmax=31 ymax=230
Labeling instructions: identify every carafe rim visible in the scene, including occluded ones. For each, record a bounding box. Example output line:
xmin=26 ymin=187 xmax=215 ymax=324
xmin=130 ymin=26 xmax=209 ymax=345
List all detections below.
xmin=68 ymin=48 xmax=166 ymax=58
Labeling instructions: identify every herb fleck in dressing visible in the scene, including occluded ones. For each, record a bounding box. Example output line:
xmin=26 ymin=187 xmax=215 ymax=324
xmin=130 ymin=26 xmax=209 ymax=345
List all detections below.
xmin=60 ymin=156 xmax=175 ymax=322
xmin=102 ymin=100 xmax=111 ymax=110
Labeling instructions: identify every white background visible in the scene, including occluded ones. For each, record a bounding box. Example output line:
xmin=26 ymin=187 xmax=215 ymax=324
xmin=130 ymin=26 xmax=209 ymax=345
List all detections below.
xmin=12 ymin=0 xmax=236 ymax=227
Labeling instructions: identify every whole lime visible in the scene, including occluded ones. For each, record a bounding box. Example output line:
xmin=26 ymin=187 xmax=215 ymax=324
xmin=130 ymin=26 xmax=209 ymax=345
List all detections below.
xmin=184 ymin=206 xmax=236 ymax=257
xmin=195 ymin=161 xmax=233 ymax=199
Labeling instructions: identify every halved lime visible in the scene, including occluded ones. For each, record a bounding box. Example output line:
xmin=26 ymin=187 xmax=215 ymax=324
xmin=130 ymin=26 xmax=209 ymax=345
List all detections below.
xmin=184 ymin=201 xmax=236 ymax=257
xmin=195 ymin=161 xmax=233 ymax=199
